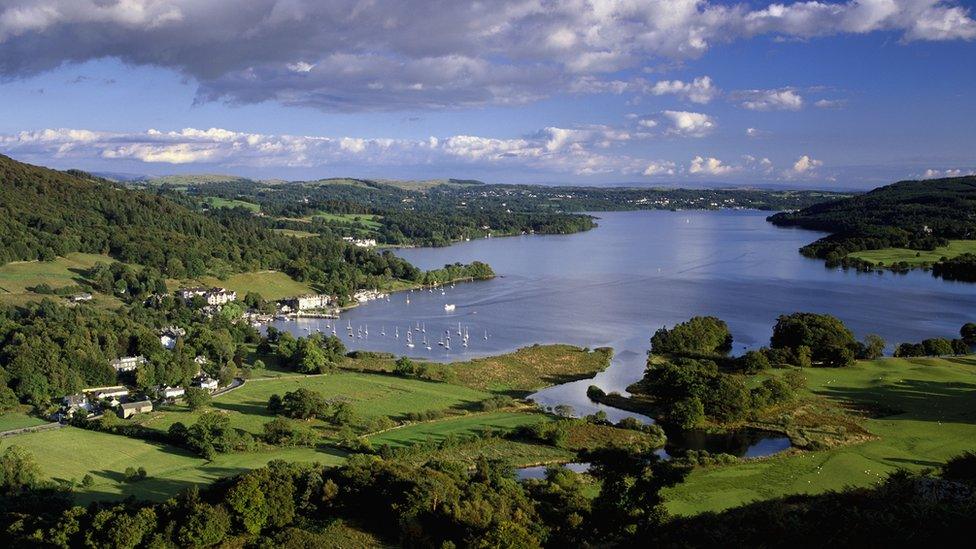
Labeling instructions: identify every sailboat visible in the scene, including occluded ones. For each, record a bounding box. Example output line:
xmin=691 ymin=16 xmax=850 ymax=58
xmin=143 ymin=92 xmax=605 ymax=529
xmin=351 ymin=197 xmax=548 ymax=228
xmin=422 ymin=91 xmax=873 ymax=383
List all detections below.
xmin=364 ymin=324 xmax=368 ymax=336
xmin=395 ymin=327 xmax=399 ymax=339
xmin=406 ymin=331 xmax=415 ymax=348
xmin=381 ymin=326 xmax=386 ymax=336
xmin=456 ymin=322 xmax=462 ymax=336
xmin=421 ymin=322 xmax=426 ymax=333
xmin=484 ymin=329 xmax=488 ymax=340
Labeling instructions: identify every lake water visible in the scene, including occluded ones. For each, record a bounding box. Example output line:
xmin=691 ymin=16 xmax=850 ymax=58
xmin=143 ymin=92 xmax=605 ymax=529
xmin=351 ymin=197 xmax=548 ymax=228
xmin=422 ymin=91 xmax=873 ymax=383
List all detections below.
xmin=270 ymin=210 xmax=976 ymax=436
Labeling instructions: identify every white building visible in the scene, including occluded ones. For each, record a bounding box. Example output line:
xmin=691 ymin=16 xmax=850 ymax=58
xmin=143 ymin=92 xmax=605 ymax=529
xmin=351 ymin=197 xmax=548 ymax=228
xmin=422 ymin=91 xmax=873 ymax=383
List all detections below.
xmin=161 ymin=386 xmax=185 ymax=399
xmin=86 ymin=386 xmax=129 ymax=400
xmin=341 ymin=236 xmax=378 ymax=247
xmin=110 ymin=356 xmax=146 ymax=373
xmin=119 ymin=400 xmax=153 ymax=419
xmin=286 ymin=294 xmax=332 ymax=311
xmin=192 ymin=376 xmax=219 ymax=391
xmin=177 ymin=287 xmax=237 ymax=306
xmin=159 ymin=326 xmax=186 ymax=350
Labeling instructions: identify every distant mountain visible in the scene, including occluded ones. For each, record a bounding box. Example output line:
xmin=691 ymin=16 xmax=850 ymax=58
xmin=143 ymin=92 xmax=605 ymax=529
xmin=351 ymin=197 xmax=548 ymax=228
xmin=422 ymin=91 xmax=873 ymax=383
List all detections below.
xmin=142 ymin=174 xmax=259 ymax=187
xmin=377 ymin=178 xmax=486 ymax=191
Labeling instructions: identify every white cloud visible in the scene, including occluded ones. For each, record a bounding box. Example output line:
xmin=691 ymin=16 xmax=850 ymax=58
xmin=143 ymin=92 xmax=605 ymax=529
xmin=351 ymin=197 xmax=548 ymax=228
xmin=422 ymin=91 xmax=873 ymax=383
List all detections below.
xmin=782 ymin=154 xmax=825 ymax=178
xmin=923 ymin=167 xmax=975 ymax=178
xmin=0 ymin=125 xmax=648 ymax=177
xmin=689 ymin=155 xmax=736 ymax=175
xmin=745 ymin=127 xmax=769 ymax=138
xmin=0 ymin=0 xmax=972 ymax=111
xmin=643 ymin=161 xmax=677 ymax=176
xmin=814 ymin=98 xmax=846 ymax=108
xmin=661 ymin=110 xmax=716 ymax=137
xmin=649 ymin=76 xmax=717 ymax=104
xmin=735 ymin=88 xmax=804 ymax=111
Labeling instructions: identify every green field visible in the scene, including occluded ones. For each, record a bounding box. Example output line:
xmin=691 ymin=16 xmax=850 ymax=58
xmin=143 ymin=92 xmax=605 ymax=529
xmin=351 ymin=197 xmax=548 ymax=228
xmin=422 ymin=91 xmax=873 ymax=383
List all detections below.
xmin=0 ymin=411 xmax=50 ymax=431
xmin=0 ymin=253 xmax=112 ymax=294
xmin=663 ymin=355 xmax=976 ymax=515
xmin=176 ymin=270 xmax=315 ymax=300
xmin=346 ymin=345 xmax=612 ymax=396
xmin=137 ymin=372 xmax=494 ymax=436
xmin=368 ymin=410 xmax=549 ymax=447
xmin=273 ymin=228 xmax=319 ymax=238
xmin=202 ymin=196 xmax=261 ymax=212
xmin=311 ymin=212 xmax=382 ymax=230
xmin=0 ymin=427 xmax=344 ymax=503
xmin=848 ymin=239 xmax=976 ymax=266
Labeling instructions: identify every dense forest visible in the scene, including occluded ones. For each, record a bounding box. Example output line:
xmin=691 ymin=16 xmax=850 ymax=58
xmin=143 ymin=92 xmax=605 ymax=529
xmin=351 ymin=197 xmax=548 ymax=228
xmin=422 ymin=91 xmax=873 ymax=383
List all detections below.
xmin=0 ymin=154 xmax=488 ymax=296
xmin=768 ymin=175 xmax=976 ymax=277
xmin=0 ymin=441 xmax=971 ymax=547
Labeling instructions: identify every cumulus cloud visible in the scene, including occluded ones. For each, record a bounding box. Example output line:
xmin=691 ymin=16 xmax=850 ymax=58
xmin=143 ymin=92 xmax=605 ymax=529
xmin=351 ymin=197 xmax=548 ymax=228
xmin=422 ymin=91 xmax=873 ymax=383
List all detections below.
xmin=781 ymin=154 xmax=825 ymax=178
xmin=648 ymin=76 xmax=717 ymax=104
xmin=661 ymin=110 xmax=717 ymax=137
xmin=0 ymin=0 xmax=971 ymax=111
xmin=734 ymin=88 xmax=804 ymax=111
xmin=0 ymin=125 xmax=651 ymax=177
xmin=689 ymin=155 xmax=736 ymax=175
xmin=923 ymin=168 xmax=975 ymax=178
xmin=745 ymin=127 xmax=769 ymax=137
xmin=643 ymin=160 xmax=677 ymax=176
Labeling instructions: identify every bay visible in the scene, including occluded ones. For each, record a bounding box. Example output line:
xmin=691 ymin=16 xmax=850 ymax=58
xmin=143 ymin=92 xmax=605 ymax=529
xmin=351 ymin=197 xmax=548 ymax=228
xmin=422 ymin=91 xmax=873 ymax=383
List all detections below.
xmin=270 ymin=210 xmax=976 ymax=427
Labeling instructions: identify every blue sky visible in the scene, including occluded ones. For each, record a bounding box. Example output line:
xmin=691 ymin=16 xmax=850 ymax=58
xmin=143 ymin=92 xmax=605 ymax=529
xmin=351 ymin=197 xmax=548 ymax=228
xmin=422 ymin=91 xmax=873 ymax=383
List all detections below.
xmin=0 ymin=0 xmax=974 ymax=188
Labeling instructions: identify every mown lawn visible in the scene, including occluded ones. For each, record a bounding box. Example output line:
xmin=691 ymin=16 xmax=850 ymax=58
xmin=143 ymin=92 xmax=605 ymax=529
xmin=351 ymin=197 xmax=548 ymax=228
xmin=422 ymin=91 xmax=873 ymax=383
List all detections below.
xmin=663 ymin=355 xmax=976 ymax=515
xmin=136 ymin=372 xmax=493 ymax=436
xmin=0 ymin=427 xmax=345 ymax=503
xmin=848 ymin=239 xmax=976 ymax=266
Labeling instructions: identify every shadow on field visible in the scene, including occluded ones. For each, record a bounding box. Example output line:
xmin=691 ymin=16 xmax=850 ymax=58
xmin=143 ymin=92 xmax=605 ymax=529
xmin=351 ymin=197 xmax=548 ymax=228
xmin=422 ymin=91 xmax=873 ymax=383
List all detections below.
xmin=213 ymin=401 xmax=271 ymax=417
xmin=814 ymin=377 xmax=976 ymax=424
xmin=884 ymin=457 xmax=945 ymax=468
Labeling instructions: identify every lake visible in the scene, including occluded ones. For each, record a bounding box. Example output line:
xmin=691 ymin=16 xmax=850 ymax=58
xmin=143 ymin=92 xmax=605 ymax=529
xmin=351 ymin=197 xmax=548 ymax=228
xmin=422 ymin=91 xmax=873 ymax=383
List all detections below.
xmin=270 ymin=210 xmax=976 ymax=427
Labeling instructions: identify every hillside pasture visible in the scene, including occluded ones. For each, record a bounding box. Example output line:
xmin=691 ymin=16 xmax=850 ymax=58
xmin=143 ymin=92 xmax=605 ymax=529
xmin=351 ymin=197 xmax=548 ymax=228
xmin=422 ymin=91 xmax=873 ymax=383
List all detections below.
xmin=848 ymin=239 xmax=976 ymax=266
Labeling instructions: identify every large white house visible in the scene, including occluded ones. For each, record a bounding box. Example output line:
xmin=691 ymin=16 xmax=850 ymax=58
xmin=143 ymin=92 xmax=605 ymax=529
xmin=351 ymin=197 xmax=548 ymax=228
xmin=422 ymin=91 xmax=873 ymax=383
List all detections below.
xmin=159 ymin=326 xmax=186 ymax=350
xmin=177 ymin=287 xmax=237 ymax=306
xmin=285 ymin=294 xmax=332 ymax=311
xmin=110 ymin=356 xmax=146 ymax=372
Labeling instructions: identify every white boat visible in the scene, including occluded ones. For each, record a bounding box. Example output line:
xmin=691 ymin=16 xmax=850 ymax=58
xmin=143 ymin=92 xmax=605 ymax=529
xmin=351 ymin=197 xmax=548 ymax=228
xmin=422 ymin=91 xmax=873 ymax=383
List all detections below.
xmin=456 ymin=322 xmax=462 ymax=336
xmin=484 ymin=330 xmax=488 ymax=340
xmin=395 ymin=327 xmax=399 ymax=339
xmin=444 ymin=304 xmax=456 ymax=312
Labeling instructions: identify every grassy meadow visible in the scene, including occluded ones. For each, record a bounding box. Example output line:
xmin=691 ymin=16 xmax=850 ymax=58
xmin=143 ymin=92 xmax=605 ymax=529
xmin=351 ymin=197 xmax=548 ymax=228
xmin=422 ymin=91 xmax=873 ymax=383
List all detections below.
xmin=347 ymin=344 xmax=613 ymax=395
xmin=0 ymin=253 xmax=111 ymax=295
xmin=202 ymin=196 xmax=261 ymax=212
xmin=133 ymin=371 xmax=494 ymax=437
xmin=663 ymin=355 xmax=976 ymax=515
xmin=174 ymin=270 xmax=315 ymax=300
xmin=848 ymin=239 xmax=976 ymax=266
xmin=0 ymin=410 xmax=51 ymax=431
xmin=0 ymin=426 xmax=345 ymax=503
